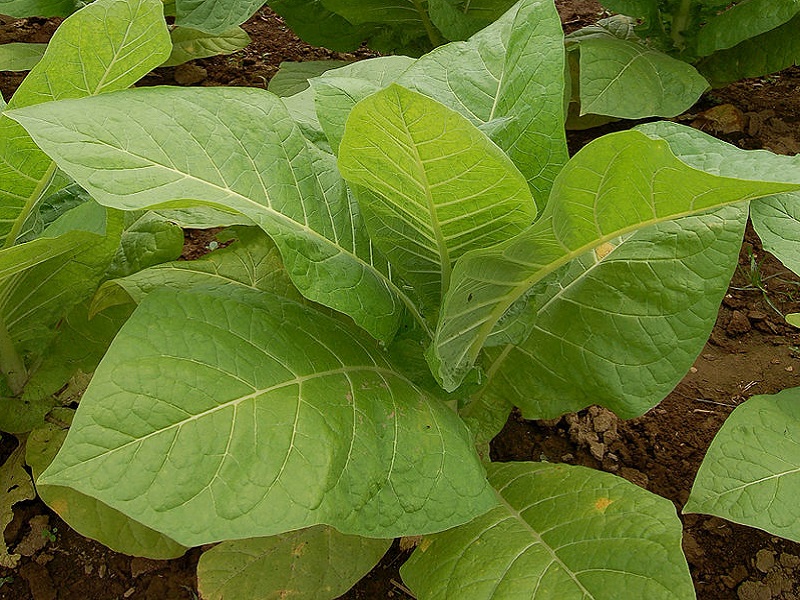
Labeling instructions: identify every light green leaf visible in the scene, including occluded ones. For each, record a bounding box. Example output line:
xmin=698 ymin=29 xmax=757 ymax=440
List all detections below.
xmin=0 ymin=43 xmax=47 ymax=71
xmin=397 ymin=0 xmax=568 ymax=207
xmin=154 ymin=206 xmax=253 ymax=228
xmin=696 ymin=14 xmax=800 ymax=86
xmin=696 ymin=0 xmax=800 ymax=56
xmin=174 ymin=0 xmax=263 ymax=34
xmin=39 ymin=287 xmax=496 ymax=546
xmin=9 ymin=86 xmax=408 ymax=342
xmin=197 ymin=527 xmax=391 ymax=600
xmin=268 ymin=61 xmax=350 ymax=97
xmin=431 ymin=125 xmax=800 ymax=391
xmin=105 ymin=212 xmax=185 ymax=279
xmin=0 ymin=0 xmax=74 ymax=17
xmin=750 ymin=193 xmax=800 ymax=277
xmin=685 ymin=388 xmax=800 ymax=543
xmin=163 ymin=25 xmax=250 ymax=66
xmin=575 ymin=36 xmax=708 ymax=119
xmin=0 ymin=0 xmax=171 ymax=246
xmin=0 ymin=442 xmax=35 ymax=568
xmin=787 ymin=313 xmax=800 ymax=327
xmin=26 ymin=420 xmax=188 ymax=559
xmin=339 ymin=85 xmax=536 ymax=308
xmin=401 ymin=462 xmax=693 ymax=599
xmin=477 ymin=206 xmax=747 ymax=420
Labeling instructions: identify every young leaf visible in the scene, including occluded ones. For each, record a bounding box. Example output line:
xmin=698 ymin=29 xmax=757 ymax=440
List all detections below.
xmin=750 ymin=192 xmax=800 ymax=277
xmin=401 ymin=462 xmax=694 ymax=599
xmin=163 ymin=25 xmax=251 ymax=66
xmin=431 ymin=126 xmax=800 ymax=391
xmin=338 ymin=84 xmax=536 ymax=308
xmin=38 ymin=287 xmax=496 ymax=546
xmin=105 ymin=212 xmax=185 ymax=279
xmin=8 ymin=86 xmax=407 ymax=342
xmin=0 ymin=43 xmax=47 ymax=71
xmin=685 ymin=388 xmax=800 ymax=543
xmin=397 ymin=0 xmax=568 ymax=206
xmin=0 ymin=0 xmax=171 ymax=246
xmin=197 ymin=527 xmax=391 ymax=600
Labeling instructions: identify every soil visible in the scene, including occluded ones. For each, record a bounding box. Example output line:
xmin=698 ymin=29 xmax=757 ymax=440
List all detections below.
xmin=2 ymin=2 xmax=800 ymax=599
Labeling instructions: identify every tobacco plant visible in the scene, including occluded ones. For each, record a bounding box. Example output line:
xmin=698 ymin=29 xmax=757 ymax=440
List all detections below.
xmin=3 ymin=0 xmax=800 ymax=597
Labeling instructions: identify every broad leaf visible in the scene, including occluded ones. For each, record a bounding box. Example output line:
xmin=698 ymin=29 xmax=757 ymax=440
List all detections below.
xmin=105 ymin=212 xmax=185 ymax=279
xmin=0 ymin=43 xmax=47 ymax=71
xmin=431 ymin=125 xmax=800 ymax=391
xmin=0 ymin=0 xmax=74 ymax=17
xmin=0 ymin=0 xmax=171 ymax=246
xmin=268 ymin=60 xmax=350 ymax=97
xmin=197 ymin=527 xmax=391 ymax=599
xmin=163 ymin=25 xmax=251 ymax=66
xmin=268 ymin=0 xmax=372 ymax=53
xmin=696 ymin=0 xmax=800 ymax=56
xmin=397 ymin=0 xmax=568 ymax=207
xmin=9 ymin=86 xmax=408 ymax=342
xmin=685 ymin=388 xmax=800 ymax=543
xmin=26 ymin=420 xmax=188 ymax=559
xmin=401 ymin=462 xmax=694 ymax=599
xmin=339 ymin=85 xmax=536 ymax=308
xmin=750 ymin=193 xmax=800 ymax=276
xmin=174 ymin=0 xmax=262 ymax=34
xmin=428 ymin=0 xmax=517 ymax=40
xmin=38 ymin=287 xmax=496 ymax=546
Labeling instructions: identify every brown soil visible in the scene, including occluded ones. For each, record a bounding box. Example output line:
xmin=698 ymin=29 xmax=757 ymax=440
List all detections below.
xmin=2 ymin=3 xmax=800 ymax=599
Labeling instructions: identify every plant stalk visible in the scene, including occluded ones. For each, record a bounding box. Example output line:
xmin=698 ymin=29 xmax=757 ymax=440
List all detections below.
xmin=0 ymin=316 xmax=26 ymax=396
xmin=2 ymin=162 xmax=58 ymax=250
xmin=670 ymin=0 xmax=693 ymax=50
xmin=413 ymin=0 xmax=445 ymax=48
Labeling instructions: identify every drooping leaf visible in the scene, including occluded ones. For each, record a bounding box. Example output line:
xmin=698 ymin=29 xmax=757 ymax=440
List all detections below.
xmin=0 ymin=441 xmax=35 ymax=568
xmin=338 ymin=85 xmax=536 ymax=308
xmin=267 ymin=0 xmax=372 ymax=53
xmin=26 ymin=419 xmax=188 ymax=559
xmin=401 ymin=462 xmax=694 ymax=599
xmin=696 ymin=0 xmax=800 ymax=56
xmin=105 ymin=212 xmax=185 ymax=279
xmin=750 ymin=192 xmax=800 ymax=277
xmin=163 ymin=25 xmax=251 ymax=66
xmin=174 ymin=0 xmax=262 ymax=34
xmin=9 ymin=86 xmax=408 ymax=342
xmin=38 ymin=287 xmax=496 ymax=546
xmin=197 ymin=527 xmax=391 ymax=600
xmin=431 ymin=125 xmax=800 ymax=391
xmin=428 ymin=0 xmax=517 ymax=40
xmin=269 ymin=61 xmax=351 ymax=97
xmin=397 ymin=0 xmax=568 ymax=207
xmin=0 ymin=0 xmax=171 ymax=246
xmin=685 ymin=388 xmax=800 ymax=543
xmin=0 ymin=43 xmax=47 ymax=71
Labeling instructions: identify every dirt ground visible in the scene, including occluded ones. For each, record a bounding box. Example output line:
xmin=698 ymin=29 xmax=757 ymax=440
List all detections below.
xmin=1 ymin=2 xmax=800 ymax=599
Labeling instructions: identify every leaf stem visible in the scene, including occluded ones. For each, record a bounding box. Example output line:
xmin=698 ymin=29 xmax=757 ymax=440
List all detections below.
xmin=0 ymin=315 xmax=26 ymax=396
xmin=412 ymin=0 xmax=444 ymax=48
xmin=2 ymin=162 xmax=57 ymax=250
xmin=670 ymin=0 xmax=693 ymax=50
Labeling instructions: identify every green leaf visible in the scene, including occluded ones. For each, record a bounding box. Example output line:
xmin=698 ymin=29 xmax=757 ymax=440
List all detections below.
xmin=697 ymin=14 xmax=800 ymax=86
xmin=105 ymin=212 xmax=185 ymax=279
xmin=750 ymin=192 xmax=800 ymax=277
xmin=401 ymin=462 xmax=693 ymax=599
xmin=476 ymin=206 xmax=747 ymax=420
xmin=428 ymin=0 xmax=517 ymax=40
xmin=397 ymin=0 xmax=568 ymax=208
xmin=788 ymin=313 xmax=800 ymax=328
xmin=9 ymin=86 xmax=408 ymax=342
xmin=26 ymin=420 xmax=188 ymax=559
xmin=431 ymin=125 xmax=800 ymax=391
xmin=0 ymin=0 xmax=74 ymax=17
xmin=574 ymin=36 xmax=708 ymax=119
xmin=268 ymin=61 xmax=351 ymax=97
xmin=174 ymin=0 xmax=262 ymax=34
xmin=39 ymin=287 xmax=496 ymax=546
xmin=0 ymin=43 xmax=47 ymax=71
xmin=0 ymin=396 xmax=56 ymax=434
xmin=0 ymin=0 xmax=171 ymax=246
xmin=163 ymin=25 xmax=251 ymax=66
xmin=696 ymin=0 xmax=800 ymax=56
xmin=0 ymin=442 xmax=35 ymax=568
xmin=267 ymin=0 xmax=372 ymax=53
xmin=685 ymin=388 xmax=800 ymax=543
xmin=197 ymin=527 xmax=391 ymax=600
xmin=339 ymin=85 xmax=536 ymax=309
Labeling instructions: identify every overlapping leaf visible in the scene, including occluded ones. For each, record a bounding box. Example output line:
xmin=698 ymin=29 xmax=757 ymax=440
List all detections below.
xmin=174 ymin=0 xmax=262 ymax=34
xmin=401 ymin=462 xmax=693 ymax=599
xmin=163 ymin=26 xmax=251 ymax=66
xmin=38 ymin=287 xmax=496 ymax=546
xmin=750 ymin=193 xmax=800 ymax=277
xmin=9 ymin=86 xmax=407 ymax=341
xmin=695 ymin=0 xmax=800 ymax=56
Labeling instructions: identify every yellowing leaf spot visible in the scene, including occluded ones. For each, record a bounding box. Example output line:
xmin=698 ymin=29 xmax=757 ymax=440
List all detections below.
xmin=594 ymin=242 xmax=615 ymax=261
xmin=594 ymin=497 xmax=613 ymax=512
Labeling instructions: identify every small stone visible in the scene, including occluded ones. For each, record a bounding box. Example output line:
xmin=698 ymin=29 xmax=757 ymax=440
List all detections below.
xmin=174 ymin=63 xmax=208 ymax=85
xmin=682 ymin=532 xmax=704 ymax=564
xmin=787 ymin=366 xmax=794 ymax=372
xmin=588 ymin=440 xmax=606 ymax=461
xmin=765 ymin=570 xmax=792 ymax=595
xmin=591 ymin=408 xmax=615 ymax=433
xmin=756 ymin=548 xmax=776 ymax=573
xmin=130 ymin=557 xmax=162 ymax=578
xmin=727 ymin=310 xmax=752 ymax=335
xmin=722 ymin=564 xmax=749 ymax=589
xmin=737 ymin=580 xmax=772 ymax=600
xmin=560 ymin=453 xmax=575 ymax=463
xmin=780 ymin=553 xmax=800 ymax=569
xmin=690 ymin=366 xmax=698 ymax=373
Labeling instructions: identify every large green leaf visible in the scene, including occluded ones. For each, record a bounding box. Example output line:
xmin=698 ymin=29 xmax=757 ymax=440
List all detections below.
xmin=339 ymin=85 xmax=536 ymax=309
xmin=697 ymin=14 xmax=800 ymax=86
xmin=267 ymin=0 xmax=372 ymax=53
xmin=26 ymin=419 xmax=188 ymax=559
xmin=197 ymin=527 xmax=391 ymax=599
xmin=0 ymin=0 xmax=171 ymax=247
xmin=401 ymin=462 xmax=693 ymax=599
xmin=685 ymin=388 xmax=800 ymax=543
xmin=428 ymin=0 xmax=517 ymax=40
xmin=163 ymin=25 xmax=251 ymax=66
xmin=397 ymin=0 xmax=568 ymax=208
xmin=38 ymin=287 xmax=496 ymax=546
xmin=174 ymin=0 xmax=262 ymax=34
xmin=8 ymin=86 xmax=409 ymax=342
xmin=750 ymin=193 xmax=800 ymax=277
xmin=431 ymin=124 xmax=800 ymax=391
xmin=696 ymin=0 xmax=800 ymax=56
xmin=475 ymin=206 xmax=746 ymax=420
xmin=573 ymin=36 xmax=708 ymax=119
xmin=0 ymin=43 xmax=47 ymax=71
